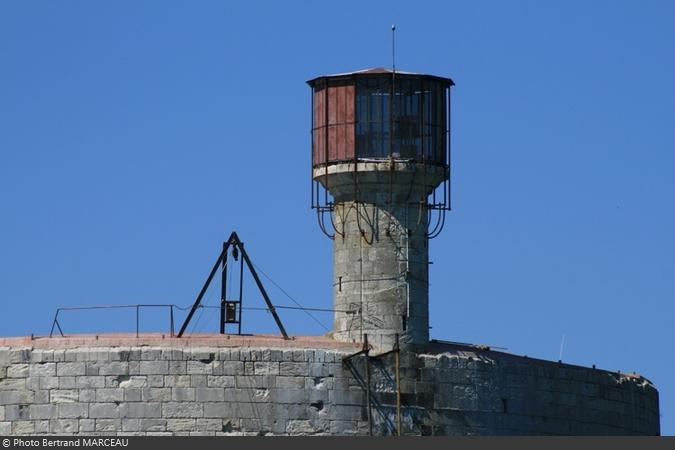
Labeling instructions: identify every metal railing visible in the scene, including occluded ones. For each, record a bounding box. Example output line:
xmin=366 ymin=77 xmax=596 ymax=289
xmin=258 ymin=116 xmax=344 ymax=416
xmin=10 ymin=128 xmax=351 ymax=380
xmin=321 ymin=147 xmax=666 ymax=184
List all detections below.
xmin=49 ymin=303 xmax=353 ymax=338
xmin=49 ymin=304 xmax=180 ymax=338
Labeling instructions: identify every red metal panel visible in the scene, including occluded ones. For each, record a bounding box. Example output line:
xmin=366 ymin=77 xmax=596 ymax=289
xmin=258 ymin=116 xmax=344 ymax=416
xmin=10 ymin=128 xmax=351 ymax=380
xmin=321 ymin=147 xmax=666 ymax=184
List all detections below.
xmin=314 ymin=83 xmax=355 ymax=165
xmin=328 ymin=124 xmax=337 ymax=161
xmin=313 ymin=88 xmax=326 ymax=165
xmin=344 ymin=85 xmax=355 ymax=160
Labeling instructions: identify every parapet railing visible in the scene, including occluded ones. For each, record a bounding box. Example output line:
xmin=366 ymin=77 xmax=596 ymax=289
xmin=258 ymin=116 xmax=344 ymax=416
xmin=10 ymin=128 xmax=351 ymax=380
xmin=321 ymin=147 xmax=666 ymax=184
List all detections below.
xmin=49 ymin=303 xmax=352 ymax=338
xmin=49 ymin=304 xmax=181 ymax=338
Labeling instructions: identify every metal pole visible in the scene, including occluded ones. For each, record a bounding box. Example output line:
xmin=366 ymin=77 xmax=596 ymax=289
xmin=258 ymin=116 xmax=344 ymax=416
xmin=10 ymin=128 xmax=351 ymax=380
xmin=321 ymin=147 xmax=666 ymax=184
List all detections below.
xmin=136 ymin=306 xmax=139 ymax=338
xmin=170 ymin=306 xmax=175 ymax=337
xmin=220 ymin=242 xmax=227 ymax=334
xmin=237 ymin=234 xmax=289 ymax=339
xmin=364 ymin=334 xmax=373 ymax=436
xmin=395 ymin=334 xmax=402 ymax=436
xmin=238 ymin=247 xmax=244 ymax=335
xmin=177 ymin=246 xmax=227 ymax=337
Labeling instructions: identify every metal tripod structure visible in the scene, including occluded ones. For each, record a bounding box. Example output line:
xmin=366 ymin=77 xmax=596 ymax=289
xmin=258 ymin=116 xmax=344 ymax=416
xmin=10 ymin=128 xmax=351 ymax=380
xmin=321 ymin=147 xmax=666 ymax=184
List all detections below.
xmin=177 ymin=231 xmax=289 ymax=339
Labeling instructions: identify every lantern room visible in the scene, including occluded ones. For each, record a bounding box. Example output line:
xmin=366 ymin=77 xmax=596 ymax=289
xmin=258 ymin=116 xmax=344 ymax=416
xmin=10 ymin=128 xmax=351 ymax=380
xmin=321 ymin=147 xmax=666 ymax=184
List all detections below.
xmin=308 ymin=68 xmax=454 ymax=168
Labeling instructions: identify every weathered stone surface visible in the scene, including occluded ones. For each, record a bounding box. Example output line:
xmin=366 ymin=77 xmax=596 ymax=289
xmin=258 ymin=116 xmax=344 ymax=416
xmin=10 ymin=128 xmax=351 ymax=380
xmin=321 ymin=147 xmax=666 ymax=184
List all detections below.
xmin=51 ymin=419 xmax=79 ymax=433
xmin=121 ymin=402 xmax=161 ymax=418
xmin=0 ymin=344 xmax=659 ymax=436
xmin=162 ymin=402 xmax=203 ymax=418
xmin=89 ymin=403 xmax=120 ymax=419
xmin=139 ymin=361 xmax=168 ymax=375
xmin=29 ymin=363 xmax=56 ymax=377
xmin=58 ymin=403 xmax=89 ymax=419
xmin=51 ymin=389 xmax=79 ymax=403
xmin=279 ymin=362 xmax=309 ymax=376
xmin=7 ymin=364 xmax=29 ymax=378
xmin=58 ymin=362 xmax=86 ymax=376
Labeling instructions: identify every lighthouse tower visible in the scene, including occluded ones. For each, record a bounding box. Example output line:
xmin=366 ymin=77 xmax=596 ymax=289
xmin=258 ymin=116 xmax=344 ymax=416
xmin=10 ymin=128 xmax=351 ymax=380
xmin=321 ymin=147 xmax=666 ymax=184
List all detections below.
xmin=309 ymin=68 xmax=454 ymax=350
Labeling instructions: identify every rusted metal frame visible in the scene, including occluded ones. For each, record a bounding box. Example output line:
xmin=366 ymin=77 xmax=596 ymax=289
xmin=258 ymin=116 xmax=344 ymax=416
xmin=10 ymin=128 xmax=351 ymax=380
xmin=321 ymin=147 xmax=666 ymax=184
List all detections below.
xmin=311 ymin=85 xmax=316 ymax=210
xmin=324 ymin=82 xmax=330 ymax=210
xmin=365 ymin=343 xmax=373 ymax=436
xmin=367 ymin=334 xmax=402 ymax=435
xmin=395 ymin=345 xmax=401 ymax=436
xmin=177 ymin=247 xmax=226 ymax=337
xmin=447 ymin=86 xmax=452 ymax=211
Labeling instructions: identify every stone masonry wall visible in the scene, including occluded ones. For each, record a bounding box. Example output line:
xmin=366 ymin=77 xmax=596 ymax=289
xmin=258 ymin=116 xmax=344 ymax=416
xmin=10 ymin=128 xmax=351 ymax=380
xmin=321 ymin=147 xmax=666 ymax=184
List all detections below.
xmin=0 ymin=342 xmax=660 ymax=436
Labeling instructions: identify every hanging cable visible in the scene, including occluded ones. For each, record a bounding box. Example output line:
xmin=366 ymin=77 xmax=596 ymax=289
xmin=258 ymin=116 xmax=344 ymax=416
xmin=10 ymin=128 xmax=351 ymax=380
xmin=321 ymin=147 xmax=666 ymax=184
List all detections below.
xmin=250 ymin=262 xmax=330 ymax=332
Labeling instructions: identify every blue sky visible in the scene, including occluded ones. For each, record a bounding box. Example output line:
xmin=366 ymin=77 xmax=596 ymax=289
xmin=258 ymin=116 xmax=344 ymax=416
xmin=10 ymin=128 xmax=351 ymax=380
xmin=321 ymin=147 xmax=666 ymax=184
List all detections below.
xmin=1 ymin=0 xmax=673 ymax=435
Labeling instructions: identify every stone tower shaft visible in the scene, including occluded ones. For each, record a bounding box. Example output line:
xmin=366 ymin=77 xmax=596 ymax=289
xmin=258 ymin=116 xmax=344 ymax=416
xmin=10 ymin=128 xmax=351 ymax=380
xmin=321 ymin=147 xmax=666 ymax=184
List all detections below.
xmin=308 ymin=68 xmax=454 ymax=350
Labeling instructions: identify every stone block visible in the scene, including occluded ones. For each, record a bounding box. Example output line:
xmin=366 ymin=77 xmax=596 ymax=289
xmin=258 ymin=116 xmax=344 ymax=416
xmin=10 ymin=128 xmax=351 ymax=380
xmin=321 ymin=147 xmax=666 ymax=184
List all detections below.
xmin=118 ymin=375 xmax=147 ymax=389
xmin=122 ymin=402 xmax=161 ymax=418
xmin=79 ymin=419 xmax=95 ymax=432
xmin=39 ymin=376 xmax=60 ymax=390
xmin=124 ymin=388 xmax=142 ymax=402
xmin=98 ymin=362 xmax=129 ymax=376
xmin=203 ymin=402 xmax=256 ymax=419
xmin=195 ymin=418 xmax=223 ymax=432
xmin=162 ymin=402 xmax=203 ymax=418
xmin=30 ymin=404 xmax=57 ymax=420
xmin=0 ymin=390 xmax=34 ymax=404
xmin=220 ymin=361 xmax=244 ymax=376
xmin=76 ymin=376 xmax=105 ymax=389
xmin=166 ymin=419 xmax=197 ymax=432
xmin=57 ymin=362 xmax=86 ymax=376
xmin=276 ymin=376 xmax=306 ymax=389
xmin=9 ymin=349 xmax=31 ymax=364
xmin=164 ymin=375 xmax=191 ymax=387
xmin=141 ymin=348 xmax=162 ymax=361
xmin=207 ymin=375 xmax=235 ymax=388
xmin=5 ymin=404 xmax=30 ymax=420
xmin=7 ymin=364 xmax=29 ymax=378
xmin=50 ymin=418 xmax=79 ymax=433
xmin=59 ymin=377 xmax=77 ymax=389
xmin=254 ymin=362 xmax=279 ymax=375
xmin=58 ymin=403 xmax=89 ymax=419
xmin=140 ymin=418 xmax=167 ymax=432
xmin=95 ymin=419 xmax=121 ymax=432
xmin=122 ymin=418 xmax=140 ymax=432
xmin=141 ymin=387 xmax=171 ymax=402
xmin=34 ymin=389 xmax=49 ymax=404
xmin=96 ymin=388 xmax=124 ymax=403
xmin=170 ymin=387 xmax=194 ymax=402
xmin=89 ymin=403 xmax=120 ymax=419
xmin=0 ymin=378 xmax=26 ymax=390
xmin=0 ymin=405 xmax=3 ymax=421
xmin=12 ymin=420 xmax=35 ymax=434
xmin=329 ymin=389 xmax=365 ymax=405
xmin=51 ymin=389 xmax=79 ymax=403
xmin=168 ymin=361 xmax=187 ymax=375
xmin=271 ymin=388 xmax=308 ymax=404
xmin=139 ymin=361 xmax=168 ymax=375
xmin=196 ymin=387 xmax=226 ymax=402
xmin=35 ymin=420 xmax=50 ymax=433
xmin=287 ymin=419 xmax=315 ymax=434
xmin=187 ymin=360 xmax=213 ymax=375
xmin=29 ymin=362 xmax=56 ymax=377
xmin=190 ymin=375 xmax=208 ymax=387
xmin=280 ymin=362 xmax=309 ymax=376
xmin=0 ymin=421 xmax=10 ymax=434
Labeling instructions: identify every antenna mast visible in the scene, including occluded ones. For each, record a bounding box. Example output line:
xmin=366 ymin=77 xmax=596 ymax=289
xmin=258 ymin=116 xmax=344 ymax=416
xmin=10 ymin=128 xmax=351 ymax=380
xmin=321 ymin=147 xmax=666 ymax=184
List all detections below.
xmin=391 ymin=24 xmax=396 ymax=73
